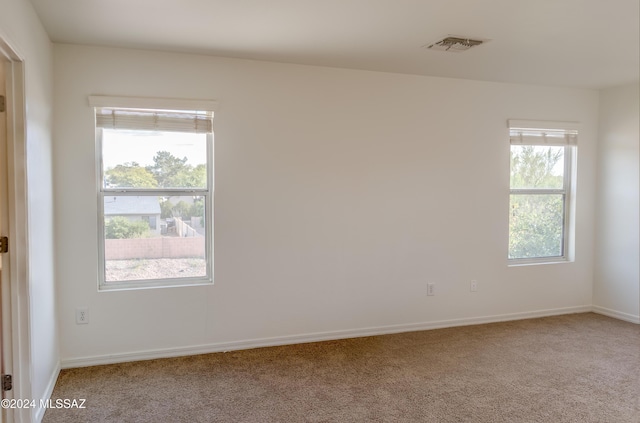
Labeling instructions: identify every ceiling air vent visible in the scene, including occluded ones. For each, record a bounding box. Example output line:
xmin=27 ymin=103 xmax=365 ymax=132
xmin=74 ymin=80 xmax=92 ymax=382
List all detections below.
xmin=426 ymin=36 xmax=487 ymax=53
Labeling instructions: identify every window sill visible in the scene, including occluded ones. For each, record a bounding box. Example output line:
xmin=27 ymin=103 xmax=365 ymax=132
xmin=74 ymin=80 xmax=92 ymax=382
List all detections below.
xmin=99 ymin=277 xmax=213 ymax=292
xmin=507 ymin=257 xmax=571 ymax=267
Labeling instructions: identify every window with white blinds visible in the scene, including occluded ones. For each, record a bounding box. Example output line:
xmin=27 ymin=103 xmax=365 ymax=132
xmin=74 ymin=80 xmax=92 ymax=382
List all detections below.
xmin=91 ymin=96 xmax=215 ymax=290
xmin=95 ymin=108 xmax=213 ymax=133
xmin=508 ymin=119 xmax=578 ymax=146
xmin=507 ymin=120 xmax=578 ymax=264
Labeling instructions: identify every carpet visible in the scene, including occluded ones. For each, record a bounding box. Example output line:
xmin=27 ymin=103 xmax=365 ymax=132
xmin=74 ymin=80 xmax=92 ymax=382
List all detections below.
xmin=43 ymin=313 xmax=640 ymax=422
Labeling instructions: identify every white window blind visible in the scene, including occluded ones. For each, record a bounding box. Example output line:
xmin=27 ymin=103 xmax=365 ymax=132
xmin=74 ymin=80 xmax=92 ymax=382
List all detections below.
xmin=96 ymin=108 xmax=213 ymax=134
xmin=508 ymin=119 xmax=578 ymax=146
xmin=92 ymin=96 xmax=216 ymax=290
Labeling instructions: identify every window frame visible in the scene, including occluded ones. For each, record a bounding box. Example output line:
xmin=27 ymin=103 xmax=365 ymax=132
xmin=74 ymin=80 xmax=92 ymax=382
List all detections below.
xmin=90 ymin=96 xmax=217 ymax=290
xmin=507 ymin=120 xmax=578 ymax=266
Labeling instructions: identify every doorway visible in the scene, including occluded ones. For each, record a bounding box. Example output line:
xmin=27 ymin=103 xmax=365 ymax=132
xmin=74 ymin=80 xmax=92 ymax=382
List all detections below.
xmin=0 ymin=50 xmax=14 ymax=423
xmin=0 ymin=53 xmax=7 ymax=423
xmin=0 ymin=36 xmax=31 ymax=423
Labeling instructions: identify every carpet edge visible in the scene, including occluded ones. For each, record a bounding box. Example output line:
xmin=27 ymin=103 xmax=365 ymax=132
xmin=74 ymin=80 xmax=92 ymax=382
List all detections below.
xmin=592 ymin=305 xmax=640 ymax=324
xmin=60 ymin=305 xmax=593 ymax=369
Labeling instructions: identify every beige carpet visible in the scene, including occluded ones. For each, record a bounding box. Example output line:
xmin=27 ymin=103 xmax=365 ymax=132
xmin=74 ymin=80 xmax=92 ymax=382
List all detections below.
xmin=43 ymin=313 xmax=640 ymax=422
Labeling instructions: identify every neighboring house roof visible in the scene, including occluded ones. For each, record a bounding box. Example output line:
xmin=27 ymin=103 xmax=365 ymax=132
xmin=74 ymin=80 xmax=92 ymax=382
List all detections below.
xmin=104 ymin=196 xmax=161 ymax=215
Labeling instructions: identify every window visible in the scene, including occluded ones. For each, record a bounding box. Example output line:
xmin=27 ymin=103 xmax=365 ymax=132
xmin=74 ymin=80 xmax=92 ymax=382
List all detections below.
xmin=508 ymin=120 xmax=577 ymax=264
xmin=90 ymin=96 xmax=216 ymax=289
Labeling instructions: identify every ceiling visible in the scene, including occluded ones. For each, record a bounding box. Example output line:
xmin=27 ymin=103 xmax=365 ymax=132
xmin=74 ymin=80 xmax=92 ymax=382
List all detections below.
xmin=29 ymin=0 xmax=639 ymax=89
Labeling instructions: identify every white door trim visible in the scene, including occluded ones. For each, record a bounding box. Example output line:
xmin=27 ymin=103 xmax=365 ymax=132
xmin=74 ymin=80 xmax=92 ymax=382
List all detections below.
xmin=0 ymin=33 xmax=33 ymax=423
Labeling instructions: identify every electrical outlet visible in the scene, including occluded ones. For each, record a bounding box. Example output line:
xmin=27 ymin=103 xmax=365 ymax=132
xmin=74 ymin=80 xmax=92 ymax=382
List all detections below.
xmin=76 ymin=307 xmax=89 ymax=324
xmin=427 ymin=283 xmax=435 ymax=296
xmin=470 ymin=280 xmax=478 ymax=292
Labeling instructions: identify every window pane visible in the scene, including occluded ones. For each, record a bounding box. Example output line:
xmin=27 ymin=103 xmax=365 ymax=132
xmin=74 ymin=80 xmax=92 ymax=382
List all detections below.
xmin=103 ymin=195 xmax=206 ymax=282
xmin=509 ymin=194 xmax=564 ymax=259
xmin=102 ymin=129 xmax=207 ymax=189
xmin=510 ymin=145 xmax=564 ymax=189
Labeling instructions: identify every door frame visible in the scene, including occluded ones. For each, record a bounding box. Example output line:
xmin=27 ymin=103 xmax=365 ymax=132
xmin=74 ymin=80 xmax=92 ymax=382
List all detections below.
xmin=0 ymin=33 xmax=33 ymax=423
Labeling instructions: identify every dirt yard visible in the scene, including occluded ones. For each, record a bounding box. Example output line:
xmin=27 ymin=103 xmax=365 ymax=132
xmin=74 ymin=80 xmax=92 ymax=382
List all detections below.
xmin=106 ymin=258 xmax=206 ymax=281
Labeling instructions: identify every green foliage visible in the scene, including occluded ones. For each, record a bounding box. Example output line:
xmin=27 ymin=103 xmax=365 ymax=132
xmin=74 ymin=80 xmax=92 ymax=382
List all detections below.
xmin=509 ymin=194 xmax=563 ymax=259
xmin=145 ymin=151 xmax=206 ymax=188
xmin=190 ymin=197 xmax=205 ymax=220
xmin=160 ymin=200 xmax=174 ymax=219
xmin=105 ymin=216 xmax=149 ymax=239
xmin=172 ymin=201 xmax=193 ymax=218
xmin=146 ymin=151 xmax=187 ymax=188
xmin=189 ymin=164 xmax=207 ymax=188
xmin=106 ymin=152 xmax=207 ymax=189
xmin=510 ymin=146 xmax=563 ymax=189
xmin=159 ymin=198 xmax=204 ymax=221
xmin=509 ymin=146 xmax=566 ymax=259
xmin=105 ymin=162 xmax=158 ymax=188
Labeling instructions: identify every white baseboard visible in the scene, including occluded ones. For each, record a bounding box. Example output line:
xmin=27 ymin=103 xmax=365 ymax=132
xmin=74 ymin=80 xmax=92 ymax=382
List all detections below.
xmin=34 ymin=361 xmax=61 ymax=423
xmin=592 ymin=305 xmax=640 ymax=324
xmin=61 ymin=305 xmax=592 ymax=369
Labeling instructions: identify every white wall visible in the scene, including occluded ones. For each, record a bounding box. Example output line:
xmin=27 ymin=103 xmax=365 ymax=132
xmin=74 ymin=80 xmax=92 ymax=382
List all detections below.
xmin=53 ymin=44 xmax=599 ymax=366
xmin=0 ymin=0 xmax=58 ymax=421
xmin=594 ymin=83 xmax=640 ymax=322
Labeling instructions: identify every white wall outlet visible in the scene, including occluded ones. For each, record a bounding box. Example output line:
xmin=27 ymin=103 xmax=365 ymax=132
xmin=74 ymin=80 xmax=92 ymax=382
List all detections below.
xmin=427 ymin=283 xmax=435 ymax=296
xmin=76 ymin=307 xmax=89 ymax=324
xmin=470 ymin=280 xmax=478 ymax=292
